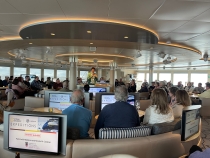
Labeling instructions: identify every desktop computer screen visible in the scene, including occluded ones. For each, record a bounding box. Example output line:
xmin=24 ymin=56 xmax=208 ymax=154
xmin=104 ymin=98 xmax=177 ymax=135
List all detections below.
xmin=101 ymin=94 xmax=135 ymax=110
xmin=49 ymin=93 xmax=72 ymax=111
xmin=89 ymin=87 xmax=107 ymax=96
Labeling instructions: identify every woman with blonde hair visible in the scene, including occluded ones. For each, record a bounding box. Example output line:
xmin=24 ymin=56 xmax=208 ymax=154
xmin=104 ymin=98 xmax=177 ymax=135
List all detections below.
xmin=143 ymin=89 xmax=174 ymax=124
xmin=173 ymin=90 xmax=191 ymax=118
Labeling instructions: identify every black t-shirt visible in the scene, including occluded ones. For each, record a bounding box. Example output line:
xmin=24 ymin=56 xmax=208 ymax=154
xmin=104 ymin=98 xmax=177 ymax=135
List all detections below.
xmin=24 ymin=81 xmax=30 ymax=88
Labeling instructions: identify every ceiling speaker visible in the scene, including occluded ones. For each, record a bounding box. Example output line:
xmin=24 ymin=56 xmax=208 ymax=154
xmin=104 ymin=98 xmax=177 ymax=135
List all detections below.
xmin=14 ymin=59 xmax=22 ymax=66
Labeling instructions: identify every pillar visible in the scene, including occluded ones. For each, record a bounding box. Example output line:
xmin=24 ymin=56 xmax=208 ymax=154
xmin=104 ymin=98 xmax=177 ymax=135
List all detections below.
xmin=54 ymin=68 xmax=57 ymax=79
xmin=10 ymin=65 xmax=14 ymax=76
xmin=41 ymin=68 xmax=44 ymax=79
xmin=109 ymin=62 xmax=116 ymax=92
xmin=26 ymin=65 xmax=30 ymax=74
xmin=69 ymin=57 xmax=77 ymax=90
xmin=149 ymin=66 xmax=153 ymax=84
xmin=98 ymin=68 xmax=102 ymax=79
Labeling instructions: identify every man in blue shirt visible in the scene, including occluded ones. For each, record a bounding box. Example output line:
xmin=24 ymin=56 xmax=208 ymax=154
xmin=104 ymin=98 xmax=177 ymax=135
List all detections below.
xmin=94 ymin=85 xmax=140 ymax=139
xmin=62 ymin=89 xmax=92 ymax=138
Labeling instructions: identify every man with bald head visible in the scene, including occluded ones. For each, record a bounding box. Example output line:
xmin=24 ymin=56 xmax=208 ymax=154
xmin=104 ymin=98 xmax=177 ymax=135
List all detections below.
xmin=62 ymin=89 xmax=92 ymax=138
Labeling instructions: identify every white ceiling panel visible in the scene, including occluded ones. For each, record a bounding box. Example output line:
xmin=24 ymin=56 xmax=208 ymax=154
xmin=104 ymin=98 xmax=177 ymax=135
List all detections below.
xmin=186 ymin=34 xmax=210 ymax=42
xmin=6 ymin=0 xmax=64 ymax=15
xmin=173 ymin=21 xmax=210 ymax=33
xmin=109 ymin=0 xmax=165 ymax=19
xmin=145 ymin=20 xmax=187 ymax=32
xmin=0 ymin=14 xmax=60 ymax=26
xmin=0 ymin=25 xmax=17 ymax=34
xmin=161 ymin=33 xmax=199 ymax=41
xmin=0 ymin=0 xmax=20 ymax=14
xmin=151 ymin=1 xmax=210 ymax=20
xmin=192 ymin=9 xmax=210 ymax=22
xmin=58 ymin=0 xmax=109 ymax=18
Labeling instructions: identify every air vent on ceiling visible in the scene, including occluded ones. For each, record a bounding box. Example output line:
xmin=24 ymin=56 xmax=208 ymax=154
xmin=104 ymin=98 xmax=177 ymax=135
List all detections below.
xmin=90 ymin=47 xmax=96 ymax=51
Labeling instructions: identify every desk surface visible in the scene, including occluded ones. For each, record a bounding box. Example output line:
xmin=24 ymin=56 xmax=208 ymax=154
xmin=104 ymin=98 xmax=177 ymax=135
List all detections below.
xmin=33 ymin=107 xmax=62 ymax=114
xmin=95 ymin=110 xmax=145 ymax=119
xmin=189 ymin=94 xmax=199 ymax=98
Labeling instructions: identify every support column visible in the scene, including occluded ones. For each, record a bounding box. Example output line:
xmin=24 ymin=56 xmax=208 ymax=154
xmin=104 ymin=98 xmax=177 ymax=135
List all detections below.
xmin=41 ymin=68 xmax=44 ymax=79
xmin=98 ymin=68 xmax=102 ymax=79
xmin=26 ymin=65 xmax=30 ymax=74
xmin=149 ymin=66 xmax=153 ymax=84
xmin=10 ymin=65 xmax=14 ymax=76
xmin=54 ymin=68 xmax=57 ymax=79
xmin=109 ymin=62 xmax=116 ymax=92
xmin=69 ymin=57 xmax=77 ymax=90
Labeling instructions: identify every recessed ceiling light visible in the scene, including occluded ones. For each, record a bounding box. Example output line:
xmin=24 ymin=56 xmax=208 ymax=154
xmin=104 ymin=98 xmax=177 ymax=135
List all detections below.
xmin=90 ymin=43 xmax=93 ymax=44
xmin=29 ymin=43 xmax=33 ymax=44
xmin=93 ymin=52 xmax=95 ymax=53
xmin=51 ymin=33 xmax=55 ymax=36
xmin=150 ymin=47 xmax=154 ymax=49
xmin=26 ymin=37 xmax=29 ymax=39
xmin=87 ymin=31 xmax=91 ymax=33
xmin=124 ymin=36 xmax=128 ymax=38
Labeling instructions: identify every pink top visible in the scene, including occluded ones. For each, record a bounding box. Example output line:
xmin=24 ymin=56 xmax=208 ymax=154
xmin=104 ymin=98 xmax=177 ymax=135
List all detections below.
xmin=12 ymin=84 xmax=24 ymax=96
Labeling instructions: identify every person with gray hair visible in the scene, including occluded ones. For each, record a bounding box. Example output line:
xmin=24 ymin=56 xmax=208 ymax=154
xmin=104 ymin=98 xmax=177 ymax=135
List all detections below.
xmin=59 ymin=80 xmax=72 ymax=92
xmin=94 ymin=85 xmax=140 ymax=139
xmin=62 ymin=89 xmax=92 ymax=138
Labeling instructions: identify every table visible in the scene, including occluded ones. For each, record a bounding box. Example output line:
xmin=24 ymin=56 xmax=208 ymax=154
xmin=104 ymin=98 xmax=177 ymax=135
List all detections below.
xmin=33 ymin=107 xmax=62 ymax=114
xmin=95 ymin=110 xmax=145 ymax=119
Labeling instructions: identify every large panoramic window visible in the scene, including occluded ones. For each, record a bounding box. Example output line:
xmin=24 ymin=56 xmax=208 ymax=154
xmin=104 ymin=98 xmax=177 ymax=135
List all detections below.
xmin=173 ymin=73 xmax=188 ymax=86
xmin=0 ymin=67 xmax=10 ymax=79
xmin=14 ymin=67 xmax=26 ymax=77
xmin=159 ymin=73 xmax=171 ymax=82
xmin=80 ymin=71 xmax=88 ymax=82
xmin=191 ymin=73 xmax=208 ymax=87
xmin=57 ymin=70 xmax=66 ymax=82
xmin=44 ymin=69 xmax=54 ymax=81
xmin=30 ymin=68 xmax=41 ymax=77
xmin=137 ymin=73 xmax=145 ymax=82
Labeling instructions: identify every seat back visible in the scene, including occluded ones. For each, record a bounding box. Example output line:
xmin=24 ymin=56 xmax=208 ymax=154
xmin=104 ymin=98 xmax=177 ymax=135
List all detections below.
xmin=139 ymin=100 xmax=151 ymax=111
xmin=139 ymin=92 xmax=149 ymax=100
xmin=201 ymin=98 xmax=210 ymax=106
xmin=7 ymin=90 xmax=25 ymax=110
xmin=200 ymin=98 xmax=210 ymax=117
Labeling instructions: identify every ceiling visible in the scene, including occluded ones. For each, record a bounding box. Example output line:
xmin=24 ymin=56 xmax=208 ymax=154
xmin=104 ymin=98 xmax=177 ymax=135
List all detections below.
xmin=0 ymin=0 xmax=210 ymax=69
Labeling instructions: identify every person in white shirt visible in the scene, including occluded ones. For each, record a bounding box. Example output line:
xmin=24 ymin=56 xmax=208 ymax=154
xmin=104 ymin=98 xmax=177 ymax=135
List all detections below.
xmin=184 ymin=82 xmax=194 ymax=93
xmin=173 ymin=90 xmax=191 ymax=118
xmin=143 ymin=89 xmax=174 ymax=125
xmin=199 ymin=82 xmax=210 ymax=100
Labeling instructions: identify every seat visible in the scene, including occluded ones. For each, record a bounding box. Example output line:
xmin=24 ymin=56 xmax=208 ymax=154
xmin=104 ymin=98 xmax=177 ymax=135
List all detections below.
xmin=4 ymin=89 xmax=25 ymax=110
xmin=200 ymin=98 xmax=210 ymax=117
xmin=24 ymin=96 xmax=44 ymax=111
xmin=139 ymin=100 xmax=151 ymax=111
xmin=139 ymin=92 xmax=149 ymax=100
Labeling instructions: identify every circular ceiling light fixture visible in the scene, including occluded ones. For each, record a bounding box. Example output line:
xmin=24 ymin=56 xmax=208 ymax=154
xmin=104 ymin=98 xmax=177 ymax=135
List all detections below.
xmin=87 ymin=31 xmax=91 ymax=33
xmin=90 ymin=43 xmax=93 ymax=45
xmin=124 ymin=36 xmax=128 ymax=39
xmin=29 ymin=43 xmax=33 ymax=44
xmin=158 ymin=52 xmax=166 ymax=59
xmin=51 ymin=33 xmax=55 ymax=36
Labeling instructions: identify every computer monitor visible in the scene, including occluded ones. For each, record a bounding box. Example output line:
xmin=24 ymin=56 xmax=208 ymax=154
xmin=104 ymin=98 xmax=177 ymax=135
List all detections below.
xmin=181 ymin=105 xmax=201 ymax=141
xmin=3 ymin=111 xmax=67 ymax=155
xmin=95 ymin=92 xmax=139 ymax=115
xmin=49 ymin=93 xmax=72 ymax=111
xmin=44 ymin=90 xmax=90 ymax=110
xmin=88 ymin=87 xmax=107 ymax=96
xmin=101 ymin=94 xmax=135 ymax=110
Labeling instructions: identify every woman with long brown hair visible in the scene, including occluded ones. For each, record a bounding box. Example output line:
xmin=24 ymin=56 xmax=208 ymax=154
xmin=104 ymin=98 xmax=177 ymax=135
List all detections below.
xmin=143 ymin=89 xmax=174 ymax=124
xmin=173 ymin=90 xmax=191 ymax=118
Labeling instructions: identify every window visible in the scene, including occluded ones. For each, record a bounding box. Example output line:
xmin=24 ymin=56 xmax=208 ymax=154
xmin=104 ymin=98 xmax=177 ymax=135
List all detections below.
xmin=173 ymin=73 xmax=188 ymax=86
xmin=44 ymin=69 xmax=54 ymax=81
xmin=146 ymin=73 xmax=157 ymax=82
xmin=57 ymin=70 xmax=66 ymax=82
xmin=80 ymin=71 xmax=88 ymax=82
xmin=137 ymin=73 xmax=145 ymax=82
xmin=14 ymin=67 xmax=26 ymax=77
xmin=30 ymin=68 xmax=41 ymax=77
xmin=159 ymin=73 xmax=171 ymax=82
xmin=191 ymin=73 xmax=208 ymax=87
xmin=0 ymin=67 xmax=10 ymax=79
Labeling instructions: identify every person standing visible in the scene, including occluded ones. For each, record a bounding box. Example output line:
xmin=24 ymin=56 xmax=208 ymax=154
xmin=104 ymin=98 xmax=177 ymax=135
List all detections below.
xmin=87 ymin=67 xmax=98 ymax=84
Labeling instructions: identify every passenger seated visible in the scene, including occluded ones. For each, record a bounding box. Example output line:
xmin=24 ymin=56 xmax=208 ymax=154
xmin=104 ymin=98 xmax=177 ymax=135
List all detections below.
xmin=12 ymin=79 xmax=25 ymax=98
xmin=199 ymin=82 xmax=210 ymax=99
xmin=138 ymin=82 xmax=148 ymax=93
xmin=59 ymin=80 xmax=71 ymax=92
xmin=53 ymin=78 xmax=63 ymax=90
xmin=143 ymin=89 xmax=174 ymax=125
xmin=84 ymin=84 xmax=90 ymax=92
xmin=168 ymin=87 xmax=178 ymax=107
xmin=172 ymin=90 xmax=191 ymax=118
xmin=62 ymin=89 xmax=92 ymax=138
xmin=193 ymin=83 xmax=204 ymax=94
xmin=31 ymin=76 xmax=42 ymax=92
xmin=184 ymin=82 xmax=194 ymax=93
xmin=94 ymin=85 xmax=140 ymax=139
